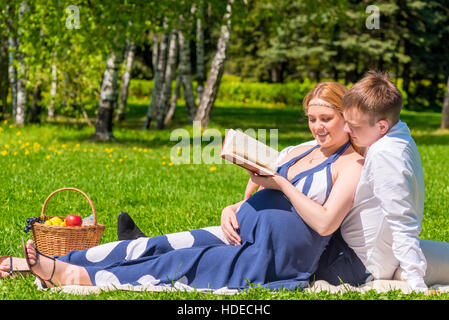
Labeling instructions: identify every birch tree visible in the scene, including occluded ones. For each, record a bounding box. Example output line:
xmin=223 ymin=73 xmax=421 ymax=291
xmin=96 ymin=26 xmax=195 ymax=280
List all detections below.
xmin=194 ymin=0 xmax=234 ymax=128
xmin=48 ymin=50 xmax=58 ymax=118
xmin=164 ymin=74 xmax=181 ymax=126
xmin=178 ymin=29 xmax=197 ymax=122
xmin=143 ymin=32 xmax=169 ymax=130
xmin=155 ymin=31 xmax=178 ymax=129
xmin=0 ymin=31 xmax=8 ymax=119
xmin=94 ymin=51 xmax=124 ymax=141
xmin=6 ymin=4 xmax=17 ymax=120
xmin=116 ymin=41 xmax=136 ymax=122
xmin=442 ymin=76 xmax=449 ymax=129
xmin=196 ymin=4 xmax=205 ymax=103
xmin=14 ymin=0 xmax=29 ymax=126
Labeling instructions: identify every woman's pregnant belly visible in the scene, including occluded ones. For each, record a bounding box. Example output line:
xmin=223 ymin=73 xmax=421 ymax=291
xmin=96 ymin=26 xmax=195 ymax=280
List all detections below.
xmin=235 ymin=188 xmax=330 ymax=277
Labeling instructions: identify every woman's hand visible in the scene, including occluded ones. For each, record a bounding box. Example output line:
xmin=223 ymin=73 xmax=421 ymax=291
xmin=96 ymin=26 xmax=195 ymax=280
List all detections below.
xmin=246 ymin=170 xmax=286 ymax=191
xmin=220 ymin=204 xmax=242 ymax=245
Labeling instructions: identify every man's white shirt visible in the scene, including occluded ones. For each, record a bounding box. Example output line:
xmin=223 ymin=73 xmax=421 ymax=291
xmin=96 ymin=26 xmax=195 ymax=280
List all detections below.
xmin=277 ymin=120 xmax=428 ymax=291
xmin=341 ymin=120 xmax=427 ymax=291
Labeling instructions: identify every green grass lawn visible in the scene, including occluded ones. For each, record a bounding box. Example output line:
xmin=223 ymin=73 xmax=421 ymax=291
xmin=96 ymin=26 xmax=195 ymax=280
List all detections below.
xmin=0 ymin=97 xmax=449 ymax=300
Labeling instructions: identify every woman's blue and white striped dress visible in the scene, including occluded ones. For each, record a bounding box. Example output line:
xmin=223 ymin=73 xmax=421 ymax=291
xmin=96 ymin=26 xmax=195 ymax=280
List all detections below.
xmin=58 ymin=141 xmax=351 ymax=292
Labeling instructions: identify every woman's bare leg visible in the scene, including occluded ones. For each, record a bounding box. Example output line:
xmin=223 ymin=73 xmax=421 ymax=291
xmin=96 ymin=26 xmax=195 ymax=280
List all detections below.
xmin=25 ymin=239 xmax=93 ymax=286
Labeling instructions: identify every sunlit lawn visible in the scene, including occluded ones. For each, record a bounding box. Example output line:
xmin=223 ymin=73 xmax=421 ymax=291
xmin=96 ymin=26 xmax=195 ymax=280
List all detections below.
xmin=0 ymin=97 xmax=448 ymax=300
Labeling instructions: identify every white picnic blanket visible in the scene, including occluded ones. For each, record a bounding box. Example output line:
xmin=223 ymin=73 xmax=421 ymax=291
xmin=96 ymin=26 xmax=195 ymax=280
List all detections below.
xmin=35 ymin=239 xmax=449 ymax=295
xmin=36 ymin=278 xmax=449 ymax=295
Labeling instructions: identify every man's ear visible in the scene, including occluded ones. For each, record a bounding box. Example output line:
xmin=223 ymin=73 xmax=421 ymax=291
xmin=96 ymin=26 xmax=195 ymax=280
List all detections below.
xmin=377 ymin=119 xmax=390 ymax=135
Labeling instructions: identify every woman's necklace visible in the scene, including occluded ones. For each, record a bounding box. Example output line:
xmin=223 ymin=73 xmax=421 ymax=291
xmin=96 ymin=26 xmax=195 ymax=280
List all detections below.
xmin=308 ymin=148 xmax=326 ymax=164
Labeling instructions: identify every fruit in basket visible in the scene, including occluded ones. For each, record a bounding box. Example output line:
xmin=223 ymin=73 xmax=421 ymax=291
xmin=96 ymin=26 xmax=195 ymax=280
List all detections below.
xmin=24 ymin=216 xmax=44 ymax=233
xmin=65 ymin=214 xmax=82 ymax=227
xmin=46 ymin=216 xmax=64 ymax=226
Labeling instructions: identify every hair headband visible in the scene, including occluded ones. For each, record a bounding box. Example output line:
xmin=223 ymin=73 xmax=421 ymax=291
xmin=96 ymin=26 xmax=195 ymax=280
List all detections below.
xmin=307 ymin=102 xmax=338 ymax=110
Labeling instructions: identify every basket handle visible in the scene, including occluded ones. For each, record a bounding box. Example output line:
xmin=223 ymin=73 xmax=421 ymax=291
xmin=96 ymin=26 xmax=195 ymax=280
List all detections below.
xmin=40 ymin=187 xmax=97 ymax=225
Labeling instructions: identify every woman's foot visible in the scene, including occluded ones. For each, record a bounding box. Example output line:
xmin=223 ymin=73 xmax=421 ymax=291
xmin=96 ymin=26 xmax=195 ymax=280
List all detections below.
xmin=0 ymin=256 xmax=30 ymax=278
xmin=23 ymin=239 xmax=93 ymax=287
xmin=24 ymin=239 xmax=57 ymax=287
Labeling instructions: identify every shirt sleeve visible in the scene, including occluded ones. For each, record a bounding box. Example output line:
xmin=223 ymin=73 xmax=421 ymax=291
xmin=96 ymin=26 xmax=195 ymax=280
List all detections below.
xmin=369 ymin=149 xmax=428 ymax=291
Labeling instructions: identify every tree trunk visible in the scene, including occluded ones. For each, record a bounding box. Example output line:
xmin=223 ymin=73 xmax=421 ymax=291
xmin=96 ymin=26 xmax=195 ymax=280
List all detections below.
xmin=178 ymin=30 xmax=197 ymax=122
xmin=155 ymin=31 xmax=178 ymax=129
xmin=116 ymin=41 xmax=135 ymax=122
xmin=0 ymin=33 xmax=8 ymax=119
xmin=94 ymin=51 xmax=123 ymax=141
xmin=442 ymin=76 xmax=449 ymax=129
xmin=196 ymin=5 xmax=205 ymax=103
xmin=15 ymin=1 xmax=29 ymax=126
xmin=143 ymin=33 xmax=168 ymax=130
xmin=48 ymin=51 xmax=58 ymax=118
xmin=29 ymin=84 xmax=42 ymax=123
xmin=164 ymin=73 xmax=181 ymax=126
xmin=6 ymin=4 xmax=17 ymax=119
xmin=194 ymin=0 xmax=233 ymax=128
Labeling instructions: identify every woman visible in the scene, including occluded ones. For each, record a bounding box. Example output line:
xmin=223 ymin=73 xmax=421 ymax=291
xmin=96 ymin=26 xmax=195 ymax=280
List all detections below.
xmin=2 ymin=82 xmax=364 ymax=292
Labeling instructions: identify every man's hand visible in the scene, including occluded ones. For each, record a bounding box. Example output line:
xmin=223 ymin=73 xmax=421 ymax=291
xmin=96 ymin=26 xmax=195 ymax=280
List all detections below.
xmin=221 ymin=205 xmax=242 ymax=245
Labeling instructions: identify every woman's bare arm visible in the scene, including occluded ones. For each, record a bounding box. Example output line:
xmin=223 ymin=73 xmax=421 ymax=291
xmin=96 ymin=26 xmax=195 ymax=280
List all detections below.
xmin=247 ymin=158 xmax=363 ymax=236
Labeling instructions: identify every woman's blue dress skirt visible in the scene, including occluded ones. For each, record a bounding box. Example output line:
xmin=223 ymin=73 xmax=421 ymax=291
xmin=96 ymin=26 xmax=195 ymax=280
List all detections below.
xmin=58 ymin=189 xmax=331 ymax=292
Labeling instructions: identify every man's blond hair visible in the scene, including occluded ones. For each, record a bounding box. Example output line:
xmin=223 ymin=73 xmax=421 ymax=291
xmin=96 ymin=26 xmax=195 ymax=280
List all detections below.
xmin=342 ymin=70 xmax=402 ymax=126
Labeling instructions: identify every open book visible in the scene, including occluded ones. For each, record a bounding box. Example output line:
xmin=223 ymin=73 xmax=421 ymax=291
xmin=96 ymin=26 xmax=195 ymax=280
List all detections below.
xmin=220 ymin=129 xmax=280 ymax=176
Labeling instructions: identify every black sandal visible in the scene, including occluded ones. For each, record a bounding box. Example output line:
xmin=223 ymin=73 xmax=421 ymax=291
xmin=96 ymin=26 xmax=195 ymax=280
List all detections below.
xmin=0 ymin=256 xmax=31 ymax=278
xmin=21 ymin=238 xmax=57 ymax=288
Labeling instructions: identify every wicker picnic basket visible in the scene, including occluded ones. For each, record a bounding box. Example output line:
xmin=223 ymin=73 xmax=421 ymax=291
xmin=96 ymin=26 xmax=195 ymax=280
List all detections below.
xmin=31 ymin=187 xmax=106 ymax=257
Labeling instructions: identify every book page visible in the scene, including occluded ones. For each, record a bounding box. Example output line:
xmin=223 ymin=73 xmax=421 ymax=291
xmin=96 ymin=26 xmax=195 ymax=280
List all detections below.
xmin=220 ymin=129 xmax=279 ymax=175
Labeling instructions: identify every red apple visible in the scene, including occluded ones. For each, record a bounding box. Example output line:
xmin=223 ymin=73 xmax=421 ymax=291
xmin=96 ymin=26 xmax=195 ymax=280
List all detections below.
xmin=65 ymin=214 xmax=82 ymax=227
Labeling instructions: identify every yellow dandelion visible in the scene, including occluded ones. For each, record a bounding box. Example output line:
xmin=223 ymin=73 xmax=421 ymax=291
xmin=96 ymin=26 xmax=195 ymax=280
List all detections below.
xmin=168 ymin=162 xmax=174 ymax=166
xmin=13 ymin=152 xmax=18 ymax=156
xmin=90 ymin=149 xmax=94 ymax=153
xmin=75 ymin=143 xmax=80 ymax=148
xmin=12 ymin=163 xmax=16 ymax=167
xmin=210 ymin=166 xmax=217 ymax=172
xmin=3 ymin=120 xmax=7 ymax=124
xmin=1 ymin=150 xmax=7 ymax=156
xmin=109 ymin=154 xmax=112 ymax=158
xmin=133 ymin=146 xmax=137 ymax=151
xmin=45 ymin=155 xmax=51 ymax=159
xmin=162 ymin=161 xmax=166 ymax=165
xmin=24 ymin=149 xmax=30 ymax=155
xmin=162 ymin=155 xmax=166 ymax=159
xmin=83 ymin=148 xmax=88 ymax=153
xmin=106 ymin=164 xmax=110 ymax=168
xmin=9 ymin=124 xmax=13 ymax=128
xmin=119 ymin=158 xmax=123 ymax=162
xmin=28 ymin=190 xmax=33 ymax=193
xmin=5 ymin=144 xmax=9 ymax=149
xmin=124 ymin=155 xmax=128 ymax=159
xmin=111 ymin=159 xmax=115 ymax=163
